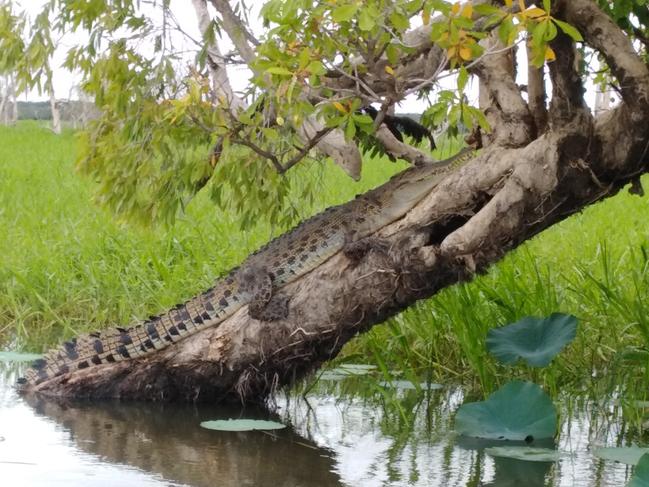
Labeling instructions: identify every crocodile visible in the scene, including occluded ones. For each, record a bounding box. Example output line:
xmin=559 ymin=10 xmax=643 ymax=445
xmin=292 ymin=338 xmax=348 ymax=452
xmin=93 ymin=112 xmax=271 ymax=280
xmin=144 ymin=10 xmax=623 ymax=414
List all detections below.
xmin=22 ymin=148 xmax=474 ymax=387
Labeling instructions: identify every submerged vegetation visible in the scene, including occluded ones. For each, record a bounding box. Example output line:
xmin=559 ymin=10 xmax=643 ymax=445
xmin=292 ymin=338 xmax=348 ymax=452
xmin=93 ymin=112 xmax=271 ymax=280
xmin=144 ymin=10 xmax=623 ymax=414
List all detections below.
xmin=1 ymin=121 xmax=649 ymax=399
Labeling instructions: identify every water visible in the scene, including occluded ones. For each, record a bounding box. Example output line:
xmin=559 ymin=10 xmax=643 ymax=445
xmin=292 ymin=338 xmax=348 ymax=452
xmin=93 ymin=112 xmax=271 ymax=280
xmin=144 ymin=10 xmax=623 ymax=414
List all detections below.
xmin=0 ymin=362 xmax=638 ymax=486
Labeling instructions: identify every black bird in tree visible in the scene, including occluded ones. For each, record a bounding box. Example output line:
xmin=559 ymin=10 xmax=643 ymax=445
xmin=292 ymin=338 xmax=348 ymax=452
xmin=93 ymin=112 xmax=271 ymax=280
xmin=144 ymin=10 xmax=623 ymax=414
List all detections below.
xmin=362 ymin=106 xmax=436 ymax=149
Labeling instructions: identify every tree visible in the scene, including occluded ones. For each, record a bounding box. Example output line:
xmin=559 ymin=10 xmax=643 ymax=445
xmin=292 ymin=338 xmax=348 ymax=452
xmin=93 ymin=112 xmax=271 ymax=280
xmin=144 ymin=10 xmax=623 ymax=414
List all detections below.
xmin=5 ymin=0 xmax=649 ymax=401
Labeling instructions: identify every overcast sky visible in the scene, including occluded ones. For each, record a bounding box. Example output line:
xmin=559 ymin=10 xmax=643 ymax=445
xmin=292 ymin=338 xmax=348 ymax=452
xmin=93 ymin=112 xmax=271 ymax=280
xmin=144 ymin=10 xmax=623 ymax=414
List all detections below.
xmin=14 ymin=0 xmax=603 ymax=113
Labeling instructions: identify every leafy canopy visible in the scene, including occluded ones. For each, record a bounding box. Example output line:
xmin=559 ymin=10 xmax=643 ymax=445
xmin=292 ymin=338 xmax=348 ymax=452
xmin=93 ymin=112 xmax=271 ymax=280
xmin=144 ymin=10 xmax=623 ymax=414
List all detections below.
xmin=0 ymin=0 xmax=633 ymax=227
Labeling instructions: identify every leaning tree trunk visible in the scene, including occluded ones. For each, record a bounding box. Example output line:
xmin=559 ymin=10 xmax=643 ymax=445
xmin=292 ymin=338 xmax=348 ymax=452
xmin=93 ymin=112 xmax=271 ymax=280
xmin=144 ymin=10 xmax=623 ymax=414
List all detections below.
xmin=23 ymin=0 xmax=649 ymax=402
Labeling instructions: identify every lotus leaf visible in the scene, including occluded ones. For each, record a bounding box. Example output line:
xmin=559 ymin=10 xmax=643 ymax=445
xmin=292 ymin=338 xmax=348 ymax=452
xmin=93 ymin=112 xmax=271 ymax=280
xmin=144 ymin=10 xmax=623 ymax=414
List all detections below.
xmin=486 ymin=313 xmax=577 ymax=367
xmin=455 ymin=381 xmax=556 ymax=440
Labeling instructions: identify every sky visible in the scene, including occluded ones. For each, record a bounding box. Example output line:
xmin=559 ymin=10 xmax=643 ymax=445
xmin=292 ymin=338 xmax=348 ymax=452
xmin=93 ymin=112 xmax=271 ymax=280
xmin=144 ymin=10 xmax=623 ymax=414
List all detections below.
xmin=14 ymin=0 xmax=605 ymax=113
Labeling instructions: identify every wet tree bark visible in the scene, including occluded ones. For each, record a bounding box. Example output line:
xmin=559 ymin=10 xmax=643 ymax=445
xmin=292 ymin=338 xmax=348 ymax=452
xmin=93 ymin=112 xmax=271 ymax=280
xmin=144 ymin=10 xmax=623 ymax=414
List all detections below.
xmin=22 ymin=0 xmax=649 ymax=402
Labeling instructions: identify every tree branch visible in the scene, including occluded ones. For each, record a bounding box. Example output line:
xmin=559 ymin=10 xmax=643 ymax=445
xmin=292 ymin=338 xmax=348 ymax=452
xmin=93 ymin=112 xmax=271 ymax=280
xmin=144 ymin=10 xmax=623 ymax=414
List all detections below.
xmin=561 ymin=0 xmax=649 ymax=113
xmin=474 ymin=33 xmax=533 ymax=147
xmin=209 ymin=0 xmax=362 ymax=179
xmin=526 ymin=44 xmax=548 ymax=135
xmin=191 ymin=0 xmax=245 ymax=111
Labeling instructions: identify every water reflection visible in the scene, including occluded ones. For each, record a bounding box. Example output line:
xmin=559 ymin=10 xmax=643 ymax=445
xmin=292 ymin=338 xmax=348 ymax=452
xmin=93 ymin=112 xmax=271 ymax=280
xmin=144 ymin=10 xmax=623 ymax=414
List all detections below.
xmin=0 ymin=363 xmax=638 ymax=487
xmin=2 ymin=363 xmax=341 ymax=487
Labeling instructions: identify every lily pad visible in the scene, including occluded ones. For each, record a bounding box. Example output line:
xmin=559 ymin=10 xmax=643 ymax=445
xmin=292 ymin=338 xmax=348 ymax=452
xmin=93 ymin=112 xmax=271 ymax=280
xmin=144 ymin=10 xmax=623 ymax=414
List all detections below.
xmin=455 ymin=381 xmax=556 ymax=441
xmin=627 ymin=453 xmax=649 ymax=487
xmin=200 ymin=419 xmax=286 ymax=432
xmin=378 ymin=380 xmax=443 ymax=390
xmin=317 ymin=371 xmax=349 ymax=381
xmin=486 ymin=446 xmax=563 ymax=462
xmin=486 ymin=313 xmax=577 ymax=367
xmin=0 ymin=351 xmax=43 ymax=362
xmin=336 ymin=364 xmax=376 ymax=374
xmin=594 ymin=446 xmax=649 ymax=465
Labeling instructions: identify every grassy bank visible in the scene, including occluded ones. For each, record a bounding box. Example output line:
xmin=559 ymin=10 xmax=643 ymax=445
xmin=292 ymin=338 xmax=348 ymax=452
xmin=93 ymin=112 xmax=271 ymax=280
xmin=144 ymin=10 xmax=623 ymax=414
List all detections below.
xmin=1 ymin=122 xmax=648 ymax=393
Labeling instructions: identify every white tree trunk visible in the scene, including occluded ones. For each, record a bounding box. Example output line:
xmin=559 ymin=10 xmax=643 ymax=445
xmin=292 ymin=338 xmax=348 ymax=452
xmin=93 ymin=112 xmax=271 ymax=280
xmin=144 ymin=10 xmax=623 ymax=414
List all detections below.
xmin=9 ymin=74 xmax=17 ymax=124
xmin=50 ymin=90 xmax=61 ymax=134
xmin=0 ymin=77 xmax=7 ymax=125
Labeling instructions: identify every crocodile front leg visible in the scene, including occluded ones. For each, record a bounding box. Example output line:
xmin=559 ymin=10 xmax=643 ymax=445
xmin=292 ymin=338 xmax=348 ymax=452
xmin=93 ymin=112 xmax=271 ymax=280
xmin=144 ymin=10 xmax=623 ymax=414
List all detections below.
xmin=239 ymin=265 xmax=290 ymax=321
xmin=343 ymin=230 xmax=389 ymax=264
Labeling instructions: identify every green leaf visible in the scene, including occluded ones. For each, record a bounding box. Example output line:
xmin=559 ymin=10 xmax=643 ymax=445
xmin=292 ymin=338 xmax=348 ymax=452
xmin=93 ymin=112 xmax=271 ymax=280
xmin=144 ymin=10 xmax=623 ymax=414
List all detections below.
xmin=455 ymin=381 xmax=557 ymax=440
xmin=266 ymin=66 xmax=293 ymax=76
xmin=486 ymin=313 xmax=578 ymax=367
xmin=201 ymin=419 xmax=286 ymax=431
xmin=473 ymin=4 xmax=503 ymax=16
xmin=386 ymin=43 xmax=400 ymax=65
xmin=358 ymin=8 xmax=375 ymax=31
xmin=389 ymin=11 xmax=409 ymax=31
xmin=553 ymin=18 xmax=583 ymax=42
xmin=331 ymin=4 xmax=359 ymax=23
xmin=543 ymin=0 xmax=551 ymax=13
xmin=345 ymin=119 xmax=356 ymax=140
xmin=628 ymin=453 xmax=649 ymax=487
xmin=594 ymin=446 xmax=649 ymax=465
xmin=0 ymin=351 xmax=43 ymax=362
xmin=457 ymin=65 xmax=469 ymax=91
xmin=486 ymin=446 xmax=564 ymax=462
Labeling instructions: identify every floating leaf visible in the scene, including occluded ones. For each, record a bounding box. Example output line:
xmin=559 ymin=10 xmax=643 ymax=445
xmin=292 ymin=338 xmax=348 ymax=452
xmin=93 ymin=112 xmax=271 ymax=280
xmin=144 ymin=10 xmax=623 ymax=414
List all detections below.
xmin=378 ymin=380 xmax=443 ymax=390
xmin=486 ymin=446 xmax=563 ymax=462
xmin=200 ymin=419 xmax=286 ymax=432
xmin=335 ymin=364 xmax=376 ymax=375
xmin=455 ymin=381 xmax=556 ymax=440
xmin=0 ymin=351 xmax=43 ymax=362
xmin=486 ymin=313 xmax=577 ymax=367
xmin=628 ymin=453 xmax=649 ymax=487
xmin=318 ymin=364 xmax=377 ymax=381
xmin=318 ymin=371 xmax=349 ymax=381
xmin=594 ymin=446 xmax=649 ymax=465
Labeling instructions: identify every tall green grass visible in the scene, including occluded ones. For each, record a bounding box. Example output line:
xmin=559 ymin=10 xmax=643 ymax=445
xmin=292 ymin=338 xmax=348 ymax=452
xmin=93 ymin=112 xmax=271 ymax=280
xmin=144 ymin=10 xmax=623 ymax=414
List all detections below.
xmin=1 ymin=121 xmax=648 ymax=393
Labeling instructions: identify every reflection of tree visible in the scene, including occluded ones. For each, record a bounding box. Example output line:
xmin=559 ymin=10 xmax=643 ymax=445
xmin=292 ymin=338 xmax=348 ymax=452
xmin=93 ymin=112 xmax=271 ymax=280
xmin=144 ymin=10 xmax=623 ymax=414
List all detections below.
xmin=23 ymin=394 xmax=341 ymax=487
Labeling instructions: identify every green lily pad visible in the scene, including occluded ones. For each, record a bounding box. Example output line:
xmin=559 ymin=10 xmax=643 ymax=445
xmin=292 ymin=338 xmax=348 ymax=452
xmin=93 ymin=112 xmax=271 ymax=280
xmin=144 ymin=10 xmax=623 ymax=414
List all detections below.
xmin=0 ymin=351 xmax=43 ymax=362
xmin=627 ymin=453 xmax=649 ymax=487
xmin=455 ymin=381 xmax=556 ymax=440
xmin=486 ymin=446 xmax=563 ymax=462
xmin=486 ymin=313 xmax=577 ymax=367
xmin=200 ymin=419 xmax=286 ymax=432
xmin=594 ymin=446 xmax=649 ymax=465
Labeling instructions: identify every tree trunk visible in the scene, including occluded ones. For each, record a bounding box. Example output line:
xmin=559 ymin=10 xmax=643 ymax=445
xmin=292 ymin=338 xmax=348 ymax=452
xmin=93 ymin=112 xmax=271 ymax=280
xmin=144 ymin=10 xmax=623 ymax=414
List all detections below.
xmin=9 ymin=74 xmax=17 ymax=124
xmin=50 ymin=92 xmax=61 ymax=134
xmin=19 ymin=0 xmax=649 ymax=402
xmin=0 ymin=77 xmax=6 ymax=125
xmin=24 ymin=120 xmax=648 ymax=402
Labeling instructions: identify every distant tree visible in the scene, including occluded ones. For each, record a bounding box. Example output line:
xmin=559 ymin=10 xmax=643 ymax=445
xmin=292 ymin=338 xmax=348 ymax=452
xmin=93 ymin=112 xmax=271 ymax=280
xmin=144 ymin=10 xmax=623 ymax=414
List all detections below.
xmin=4 ymin=0 xmax=649 ymax=400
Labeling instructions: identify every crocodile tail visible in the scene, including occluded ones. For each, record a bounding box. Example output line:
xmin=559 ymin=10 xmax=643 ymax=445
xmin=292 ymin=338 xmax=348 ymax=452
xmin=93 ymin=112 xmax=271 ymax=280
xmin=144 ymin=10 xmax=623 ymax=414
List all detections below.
xmin=21 ymin=278 xmax=239 ymax=386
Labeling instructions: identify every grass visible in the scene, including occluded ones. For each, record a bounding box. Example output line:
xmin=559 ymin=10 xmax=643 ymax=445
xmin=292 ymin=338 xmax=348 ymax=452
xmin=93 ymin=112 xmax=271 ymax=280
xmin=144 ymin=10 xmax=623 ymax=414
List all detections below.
xmin=1 ymin=121 xmax=648 ymax=396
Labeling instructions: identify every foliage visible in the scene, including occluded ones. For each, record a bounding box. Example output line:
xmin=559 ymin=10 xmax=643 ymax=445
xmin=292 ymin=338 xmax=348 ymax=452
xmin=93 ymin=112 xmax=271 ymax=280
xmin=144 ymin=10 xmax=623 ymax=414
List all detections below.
xmin=455 ymin=380 xmax=557 ymax=440
xmin=0 ymin=0 xmax=599 ymax=227
xmin=486 ymin=313 xmax=577 ymax=367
